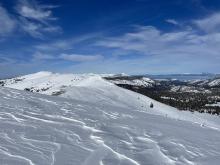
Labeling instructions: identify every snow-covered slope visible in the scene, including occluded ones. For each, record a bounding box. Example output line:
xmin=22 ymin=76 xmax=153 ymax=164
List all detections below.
xmin=1 ymin=72 xmax=220 ymax=164
xmin=1 ymin=71 xmax=101 ymax=95
xmin=188 ymin=78 xmax=220 ymax=87
xmin=1 ymin=86 xmax=220 ymax=165
xmin=208 ymin=78 xmax=220 ymax=87
xmin=1 ymin=72 xmax=220 ymax=128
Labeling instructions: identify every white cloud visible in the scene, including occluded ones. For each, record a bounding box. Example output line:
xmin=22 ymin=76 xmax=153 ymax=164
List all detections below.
xmin=60 ymin=54 xmax=103 ymax=62
xmin=166 ymin=19 xmax=179 ymax=26
xmin=32 ymin=52 xmax=55 ymax=60
xmin=96 ymin=25 xmax=220 ymax=62
xmin=19 ymin=18 xmax=43 ymax=38
xmin=19 ymin=5 xmax=52 ymax=21
xmin=194 ymin=12 xmax=220 ymax=33
xmin=16 ymin=0 xmax=57 ymax=22
xmin=0 ymin=0 xmax=60 ymax=39
xmin=32 ymin=51 xmax=104 ymax=63
xmin=35 ymin=40 xmax=73 ymax=51
xmin=16 ymin=0 xmax=61 ymax=38
xmin=34 ymin=32 xmax=102 ymax=52
xmin=0 ymin=56 xmax=16 ymax=65
xmin=0 ymin=5 xmax=16 ymax=36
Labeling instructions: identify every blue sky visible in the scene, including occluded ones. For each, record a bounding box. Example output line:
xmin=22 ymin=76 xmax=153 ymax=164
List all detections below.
xmin=1 ymin=0 xmax=220 ymax=77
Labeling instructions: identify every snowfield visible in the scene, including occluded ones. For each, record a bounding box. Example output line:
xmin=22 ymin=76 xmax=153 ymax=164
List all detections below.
xmin=1 ymin=72 xmax=220 ymax=165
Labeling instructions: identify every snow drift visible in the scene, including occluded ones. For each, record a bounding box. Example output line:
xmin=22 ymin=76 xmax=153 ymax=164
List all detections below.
xmin=0 ymin=72 xmax=220 ymax=164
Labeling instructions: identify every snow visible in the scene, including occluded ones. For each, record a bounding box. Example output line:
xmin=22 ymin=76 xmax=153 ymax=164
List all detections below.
xmin=170 ymin=85 xmax=211 ymax=93
xmin=2 ymin=72 xmax=102 ymax=95
xmin=161 ymin=96 xmax=177 ymax=101
xmin=188 ymin=78 xmax=220 ymax=87
xmin=1 ymin=72 xmax=220 ymax=164
xmin=205 ymin=102 xmax=220 ymax=107
xmin=208 ymin=78 xmax=220 ymax=87
xmin=171 ymin=86 xmax=201 ymax=93
xmin=108 ymin=77 xmax=155 ymax=87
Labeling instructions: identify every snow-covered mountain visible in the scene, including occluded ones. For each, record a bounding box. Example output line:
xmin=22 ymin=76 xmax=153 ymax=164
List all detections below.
xmin=207 ymin=78 xmax=220 ymax=87
xmin=1 ymin=71 xmax=102 ymax=95
xmin=104 ymin=76 xmax=156 ymax=87
xmin=1 ymin=72 xmax=220 ymax=164
xmin=189 ymin=78 xmax=220 ymax=88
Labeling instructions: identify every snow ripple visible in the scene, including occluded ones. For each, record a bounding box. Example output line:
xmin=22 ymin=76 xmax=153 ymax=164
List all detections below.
xmin=0 ymin=87 xmax=220 ymax=165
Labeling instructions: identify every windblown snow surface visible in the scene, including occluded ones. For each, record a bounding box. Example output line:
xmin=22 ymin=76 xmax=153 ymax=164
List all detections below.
xmin=1 ymin=72 xmax=220 ymax=165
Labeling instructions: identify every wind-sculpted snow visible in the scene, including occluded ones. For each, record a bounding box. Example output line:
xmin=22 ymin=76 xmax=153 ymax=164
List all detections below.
xmin=1 ymin=87 xmax=220 ymax=165
xmin=3 ymin=72 xmax=219 ymax=130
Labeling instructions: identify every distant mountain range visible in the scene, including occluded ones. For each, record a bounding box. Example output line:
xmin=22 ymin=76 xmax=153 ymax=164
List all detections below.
xmin=104 ymin=74 xmax=220 ymax=114
xmin=105 ymin=74 xmax=220 ymax=89
xmin=145 ymin=73 xmax=220 ymax=81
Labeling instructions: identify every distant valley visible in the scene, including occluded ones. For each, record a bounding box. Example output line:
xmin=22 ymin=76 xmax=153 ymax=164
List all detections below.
xmin=105 ymin=74 xmax=220 ymax=115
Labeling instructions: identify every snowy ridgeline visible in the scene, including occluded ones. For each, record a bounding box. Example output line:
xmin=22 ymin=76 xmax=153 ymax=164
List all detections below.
xmin=0 ymin=72 xmax=220 ymax=164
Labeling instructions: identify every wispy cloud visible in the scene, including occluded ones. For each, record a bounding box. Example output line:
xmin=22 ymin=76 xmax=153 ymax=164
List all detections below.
xmin=194 ymin=12 xmax=220 ymax=33
xmin=0 ymin=0 xmax=61 ymax=39
xmin=34 ymin=32 xmax=103 ymax=52
xmin=16 ymin=0 xmax=57 ymax=22
xmin=32 ymin=52 xmax=55 ymax=60
xmin=96 ymin=25 xmax=220 ymax=59
xmin=60 ymin=54 xmax=103 ymax=62
xmin=35 ymin=40 xmax=73 ymax=51
xmin=0 ymin=5 xmax=16 ymax=37
xmin=32 ymin=51 xmax=103 ymax=63
xmin=0 ymin=56 xmax=17 ymax=65
xmin=16 ymin=0 xmax=61 ymax=38
xmin=18 ymin=17 xmax=43 ymax=38
xmin=165 ymin=19 xmax=179 ymax=26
